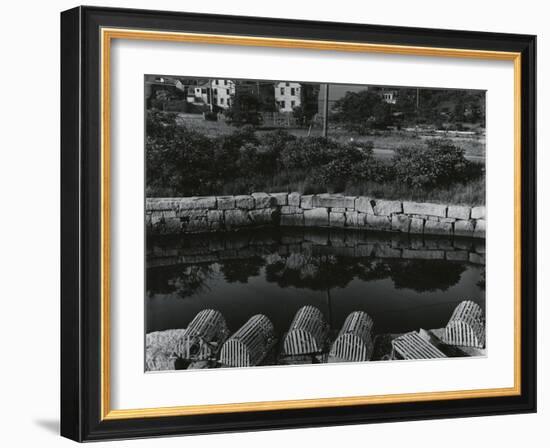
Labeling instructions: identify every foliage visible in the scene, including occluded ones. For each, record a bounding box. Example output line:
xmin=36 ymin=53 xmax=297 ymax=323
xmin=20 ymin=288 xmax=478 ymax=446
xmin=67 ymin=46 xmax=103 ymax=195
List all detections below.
xmin=392 ymin=139 xmax=471 ymax=188
xmin=225 ymin=91 xmax=262 ymax=126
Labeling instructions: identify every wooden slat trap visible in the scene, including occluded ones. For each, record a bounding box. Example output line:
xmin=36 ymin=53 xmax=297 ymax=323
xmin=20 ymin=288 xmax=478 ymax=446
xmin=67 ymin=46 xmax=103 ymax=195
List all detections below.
xmin=443 ymin=300 xmax=485 ymax=348
xmin=391 ymin=331 xmax=447 ymax=360
xmin=174 ymin=309 xmax=229 ymax=361
xmin=282 ymin=306 xmax=329 ymax=357
xmin=328 ymin=311 xmax=375 ymax=362
xmin=219 ymin=314 xmax=276 ymax=367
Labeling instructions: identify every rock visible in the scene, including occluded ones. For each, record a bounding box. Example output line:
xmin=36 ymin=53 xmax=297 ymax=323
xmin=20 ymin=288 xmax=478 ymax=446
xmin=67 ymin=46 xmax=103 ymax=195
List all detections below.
xmin=182 ymin=217 xmax=208 ymax=232
xmin=146 ymin=198 xmax=179 ymax=212
xmin=313 ymin=193 xmax=354 ymax=209
xmin=207 ymin=210 xmax=223 ymax=222
xmin=355 ymin=196 xmax=375 ymax=214
xmin=469 ymin=252 xmax=485 ymax=265
xmin=177 ymin=196 xmax=216 ymax=210
xmin=373 ymin=200 xmax=402 ymax=216
xmin=235 ymin=195 xmax=255 ymax=210
xmin=281 ymin=205 xmax=303 ymax=215
xmin=454 ymin=220 xmax=475 ymax=237
xmin=288 ymin=192 xmax=301 ymax=207
xmin=161 ymin=217 xmax=184 ymax=233
xmin=331 ymin=207 xmax=346 ymax=213
xmin=392 ymin=215 xmax=411 ymax=232
xmin=146 ymin=329 xmax=187 ymax=371
xmin=403 ymin=201 xmax=447 ymax=218
xmin=252 ymin=192 xmax=275 ymax=209
xmin=410 ymin=217 xmax=425 ymax=234
xmin=300 ymin=195 xmax=314 ymax=209
xmin=270 ymin=192 xmax=288 ymax=206
xmin=224 ymin=209 xmax=251 ymax=229
xmin=471 ymin=206 xmax=486 ymax=219
xmin=280 ymin=214 xmax=304 ymax=226
xmin=345 ymin=211 xmax=366 ymax=228
xmin=473 ymin=219 xmax=486 ymax=238
xmin=249 ymin=208 xmax=276 ymax=225
xmin=366 ymin=215 xmax=392 ymax=231
xmin=424 ymin=220 xmax=453 ymax=236
xmin=329 ymin=212 xmax=346 ymax=227
xmin=216 ymin=196 xmax=235 ymax=210
xmin=304 ymin=208 xmax=329 ymax=226
xmin=402 ymin=249 xmax=445 ymax=260
xmin=447 ymin=205 xmax=471 ymax=220
xmin=446 ymin=250 xmax=469 ymax=261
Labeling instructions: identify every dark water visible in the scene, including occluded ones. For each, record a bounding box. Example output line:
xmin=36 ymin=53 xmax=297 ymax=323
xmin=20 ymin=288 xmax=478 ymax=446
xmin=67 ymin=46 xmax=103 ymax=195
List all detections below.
xmin=146 ymin=228 xmax=485 ymax=338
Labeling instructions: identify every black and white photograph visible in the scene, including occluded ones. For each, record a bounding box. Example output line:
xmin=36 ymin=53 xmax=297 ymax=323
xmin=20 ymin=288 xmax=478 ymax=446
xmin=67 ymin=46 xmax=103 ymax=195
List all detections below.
xmin=144 ymin=75 xmax=487 ymax=371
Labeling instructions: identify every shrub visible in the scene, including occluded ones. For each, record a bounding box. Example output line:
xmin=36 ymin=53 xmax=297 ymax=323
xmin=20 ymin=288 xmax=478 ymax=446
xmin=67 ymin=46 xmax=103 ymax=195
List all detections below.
xmin=392 ymin=139 xmax=469 ymax=188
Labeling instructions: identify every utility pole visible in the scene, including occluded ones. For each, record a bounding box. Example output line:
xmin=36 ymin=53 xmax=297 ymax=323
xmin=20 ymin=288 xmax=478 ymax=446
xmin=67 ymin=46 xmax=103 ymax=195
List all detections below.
xmin=322 ymin=83 xmax=329 ymax=138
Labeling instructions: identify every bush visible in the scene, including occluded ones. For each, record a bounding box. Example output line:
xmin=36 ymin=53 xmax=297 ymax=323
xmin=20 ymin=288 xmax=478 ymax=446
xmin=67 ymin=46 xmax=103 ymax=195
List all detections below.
xmin=392 ymin=139 xmax=469 ymax=188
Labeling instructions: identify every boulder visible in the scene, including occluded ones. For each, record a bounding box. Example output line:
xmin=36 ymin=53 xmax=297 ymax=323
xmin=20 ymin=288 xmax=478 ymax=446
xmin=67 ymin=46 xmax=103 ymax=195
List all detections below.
xmin=471 ymin=206 xmax=486 ymax=220
xmin=366 ymin=214 xmax=392 ymax=231
xmin=447 ymin=205 xmax=471 ymax=220
xmin=329 ymin=212 xmax=346 ymax=227
xmin=391 ymin=215 xmax=411 ymax=232
xmin=373 ymin=200 xmax=402 ymax=216
xmin=410 ymin=217 xmax=425 ymax=234
xmin=304 ymin=208 xmax=329 ymax=227
xmin=235 ymin=195 xmax=255 ymax=210
xmin=207 ymin=210 xmax=223 ymax=222
xmin=473 ymin=219 xmax=486 ymax=238
xmin=355 ymin=196 xmax=375 ymax=214
xmin=251 ymin=192 xmax=275 ymax=209
xmin=300 ymin=195 xmax=314 ymax=209
xmin=216 ymin=196 xmax=236 ymax=210
xmin=288 ymin=192 xmax=301 ymax=207
xmin=270 ymin=192 xmax=288 ymax=206
xmin=403 ymin=201 xmax=447 ymax=218
xmin=424 ymin=220 xmax=453 ymax=236
xmin=345 ymin=211 xmax=366 ymax=228
xmin=177 ymin=196 xmax=216 ymax=210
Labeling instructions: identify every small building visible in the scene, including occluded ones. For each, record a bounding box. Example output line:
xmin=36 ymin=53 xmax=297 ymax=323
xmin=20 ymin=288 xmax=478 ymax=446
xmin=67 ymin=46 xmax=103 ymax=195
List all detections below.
xmin=174 ymin=309 xmax=229 ymax=361
xmin=381 ymin=89 xmax=398 ymax=104
xmin=186 ymin=80 xmax=211 ymax=106
xmin=274 ymin=81 xmax=301 ymax=112
xmin=211 ymin=79 xmax=235 ymax=109
xmin=219 ymin=315 xmax=276 ymax=367
xmin=282 ymin=306 xmax=328 ymax=357
xmin=391 ymin=331 xmax=447 ymax=360
xmin=443 ymin=300 xmax=485 ymax=348
xmin=329 ymin=311 xmax=375 ymax=362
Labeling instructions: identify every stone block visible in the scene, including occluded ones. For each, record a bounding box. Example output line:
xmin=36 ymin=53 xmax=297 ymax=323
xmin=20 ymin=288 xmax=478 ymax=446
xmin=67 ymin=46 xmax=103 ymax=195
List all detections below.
xmin=216 ymin=196 xmax=235 ymax=210
xmin=281 ymin=205 xmax=303 ymax=215
xmin=469 ymin=252 xmax=486 ymax=265
xmin=235 ymin=195 xmax=254 ymax=210
xmin=392 ymin=214 xmax=411 ymax=232
xmin=252 ymin=192 xmax=275 ymax=209
xmin=424 ymin=220 xmax=453 ymax=236
xmin=345 ymin=211 xmax=366 ymax=228
xmin=454 ymin=220 xmax=475 ymax=237
xmin=366 ymin=214 xmax=392 ymax=231
xmin=224 ymin=209 xmax=251 ymax=229
xmin=373 ymin=200 xmax=402 ymax=216
xmin=146 ymin=198 xmax=178 ymax=212
xmin=300 ymin=195 xmax=314 ymax=209
xmin=471 ymin=206 xmax=486 ymax=220
xmin=280 ymin=214 xmax=304 ymax=227
xmin=304 ymin=208 xmax=329 ymax=227
xmin=473 ymin=219 xmax=486 ymax=238
xmin=331 ymin=207 xmax=346 ymax=213
xmin=313 ymin=193 xmax=354 ymax=209
xmin=207 ymin=210 xmax=223 ymax=222
xmin=249 ymin=208 xmax=276 ymax=225
xmin=329 ymin=212 xmax=346 ymax=227
xmin=288 ymin=192 xmax=301 ymax=207
xmin=410 ymin=217 xmax=425 ymax=234
xmin=182 ymin=218 xmax=208 ymax=233
xmin=403 ymin=201 xmax=447 ymax=218
xmin=402 ymin=249 xmax=445 ymax=260
xmin=447 ymin=205 xmax=471 ymax=220
xmin=355 ymin=196 xmax=375 ymax=214
xmin=270 ymin=192 xmax=288 ymax=206
xmin=445 ymin=250 xmax=469 ymax=261
xmin=177 ymin=196 xmax=216 ymax=210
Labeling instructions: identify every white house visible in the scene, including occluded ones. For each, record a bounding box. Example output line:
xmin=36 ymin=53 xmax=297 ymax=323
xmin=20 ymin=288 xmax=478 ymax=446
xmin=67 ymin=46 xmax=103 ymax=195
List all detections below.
xmin=381 ymin=90 xmax=397 ymax=104
xmin=186 ymin=80 xmax=211 ymax=105
xmin=211 ymin=79 xmax=235 ymax=109
xmin=274 ymin=82 xmax=301 ymax=112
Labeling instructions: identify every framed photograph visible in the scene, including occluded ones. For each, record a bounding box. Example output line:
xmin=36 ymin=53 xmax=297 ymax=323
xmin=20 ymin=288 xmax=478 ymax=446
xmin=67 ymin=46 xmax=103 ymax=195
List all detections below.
xmin=60 ymin=6 xmax=536 ymax=441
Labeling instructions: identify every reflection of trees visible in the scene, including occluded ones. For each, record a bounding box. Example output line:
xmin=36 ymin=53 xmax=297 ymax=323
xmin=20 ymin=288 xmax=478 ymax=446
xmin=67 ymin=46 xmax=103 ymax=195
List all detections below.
xmin=477 ymin=269 xmax=486 ymax=291
xmin=147 ymin=264 xmax=214 ymax=299
xmin=220 ymin=256 xmax=264 ymax=283
xmin=389 ymin=260 xmax=465 ymax=292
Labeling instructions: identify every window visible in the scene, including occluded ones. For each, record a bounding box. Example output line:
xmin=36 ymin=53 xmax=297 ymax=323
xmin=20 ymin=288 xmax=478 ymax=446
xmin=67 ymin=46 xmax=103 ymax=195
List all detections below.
xmin=220 ymin=98 xmax=224 ymax=105
xmin=280 ymin=100 xmax=286 ymax=109
xmin=286 ymin=82 xmax=289 ymax=86
xmin=201 ymin=88 xmax=207 ymax=93
xmin=223 ymin=80 xmax=227 ymax=86
xmin=291 ymin=88 xmax=295 ymax=96
xmin=215 ymin=80 xmax=219 ymax=85
xmin=291 ymin=100 xmax=295 ymax=108
xmin=280 ymin=87 xmax=285 ymax=95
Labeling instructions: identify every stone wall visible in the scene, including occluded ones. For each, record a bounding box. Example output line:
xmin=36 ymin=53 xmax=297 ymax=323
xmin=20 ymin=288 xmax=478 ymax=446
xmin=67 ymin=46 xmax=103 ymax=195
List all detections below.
xmin=146 ymin=193 xmax=486 ymax=239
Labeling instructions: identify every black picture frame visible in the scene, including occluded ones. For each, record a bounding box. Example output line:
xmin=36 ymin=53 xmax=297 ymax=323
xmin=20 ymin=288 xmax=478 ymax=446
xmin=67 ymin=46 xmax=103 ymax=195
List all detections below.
xmin=61 ymin=5 xmax=536 ymax=442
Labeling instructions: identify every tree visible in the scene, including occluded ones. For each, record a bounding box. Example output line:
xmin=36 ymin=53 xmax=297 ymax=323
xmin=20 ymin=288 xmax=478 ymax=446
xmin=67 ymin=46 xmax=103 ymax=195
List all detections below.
xmin=293 ymin=84 xmax=320 ymax=126
xmin=225 ymin=90 xmax=262 ymax=126
xmin=333 ymin=90 xmax=392 ymax=131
